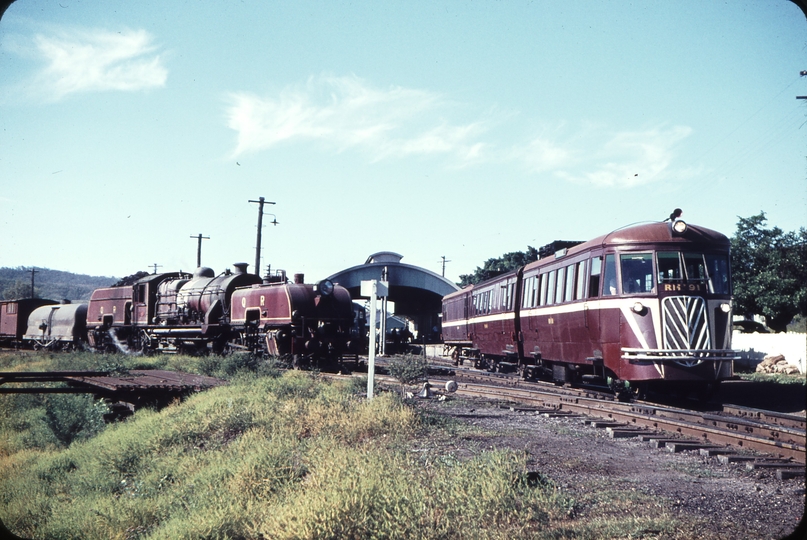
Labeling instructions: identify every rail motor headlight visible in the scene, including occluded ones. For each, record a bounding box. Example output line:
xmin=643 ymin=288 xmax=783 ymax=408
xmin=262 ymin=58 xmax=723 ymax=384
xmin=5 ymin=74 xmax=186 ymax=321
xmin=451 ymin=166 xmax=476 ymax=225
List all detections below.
xmin=670 ymin=219 xmax=688 ymax=236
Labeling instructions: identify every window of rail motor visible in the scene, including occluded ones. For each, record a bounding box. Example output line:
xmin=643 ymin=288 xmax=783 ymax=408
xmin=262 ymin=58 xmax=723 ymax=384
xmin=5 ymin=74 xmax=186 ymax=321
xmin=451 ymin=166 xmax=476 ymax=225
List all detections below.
xmin=538 ymin=270 xmax=550 ymax=306
xmin=588 ymin=255 xmax=603 ymax=298
xmin=620 ymin=253 xmax=654 ymax=294
xmin=522 ymin=275 xmax=538 ymax=308
xmin=544 ymin=269 xmax=557 ymax=305
xmin=602 ymin=254 xmax=618 ymax=296
xmin=501 ymin=280 xmax=514 ymax=310
xmin=575 ymin=260 xmax=587 ymax=299
xmin=562 ymin=263 xmax=576 ymax=302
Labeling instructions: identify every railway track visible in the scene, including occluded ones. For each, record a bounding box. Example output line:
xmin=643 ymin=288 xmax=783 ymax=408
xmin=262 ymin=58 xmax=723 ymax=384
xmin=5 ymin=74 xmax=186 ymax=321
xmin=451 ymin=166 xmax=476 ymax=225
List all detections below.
xmin=373 ymin=355 xmax=806 ymax=474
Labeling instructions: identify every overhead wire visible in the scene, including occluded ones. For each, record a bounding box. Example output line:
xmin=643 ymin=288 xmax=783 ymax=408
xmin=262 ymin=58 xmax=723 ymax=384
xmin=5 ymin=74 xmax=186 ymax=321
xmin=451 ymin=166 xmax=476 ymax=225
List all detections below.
xmin=674 ymin=75 xmax=806 ymax=201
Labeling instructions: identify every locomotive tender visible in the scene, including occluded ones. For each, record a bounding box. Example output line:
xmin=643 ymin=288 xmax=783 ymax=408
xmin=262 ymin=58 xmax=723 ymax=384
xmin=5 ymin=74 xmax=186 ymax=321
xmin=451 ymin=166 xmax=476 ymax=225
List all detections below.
xmin=442 ymin=217 xmax=740 ymax=399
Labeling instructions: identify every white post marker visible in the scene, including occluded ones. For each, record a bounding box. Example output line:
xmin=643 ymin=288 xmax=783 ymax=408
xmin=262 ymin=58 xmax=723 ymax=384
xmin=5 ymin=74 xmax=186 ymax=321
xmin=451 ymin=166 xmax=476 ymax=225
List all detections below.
xmin=361 ymin=279 xmax=388 ymax=400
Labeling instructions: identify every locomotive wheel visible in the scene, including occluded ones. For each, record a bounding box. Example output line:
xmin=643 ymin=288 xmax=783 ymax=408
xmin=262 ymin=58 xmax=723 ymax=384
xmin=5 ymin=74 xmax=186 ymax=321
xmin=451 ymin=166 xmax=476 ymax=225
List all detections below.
xmin=138 ymin=330 xmax=153 ymax=354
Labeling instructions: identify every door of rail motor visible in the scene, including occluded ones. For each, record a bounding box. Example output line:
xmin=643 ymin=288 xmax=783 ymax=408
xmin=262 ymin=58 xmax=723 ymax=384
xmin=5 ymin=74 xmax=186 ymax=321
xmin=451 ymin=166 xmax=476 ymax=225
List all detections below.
xmin=499 ymin=273 xmax=520 ymax=358
xmin=513 ymin=268 xmax=525 ymax=360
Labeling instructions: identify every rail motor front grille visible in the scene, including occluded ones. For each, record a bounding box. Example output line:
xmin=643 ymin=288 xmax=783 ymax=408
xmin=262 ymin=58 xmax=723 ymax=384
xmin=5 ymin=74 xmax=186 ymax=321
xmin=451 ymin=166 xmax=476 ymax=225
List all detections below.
xmin=663 ymin=295 xmax=710 ymax=363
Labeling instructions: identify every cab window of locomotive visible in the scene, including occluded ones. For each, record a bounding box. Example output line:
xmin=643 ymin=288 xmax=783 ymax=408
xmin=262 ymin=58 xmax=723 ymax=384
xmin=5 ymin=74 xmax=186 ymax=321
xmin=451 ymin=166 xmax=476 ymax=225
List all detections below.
xmin=620 ymin=253 xmax=654 ymax=294
xmin=575 ymin=260 xmax=587 ymax=299
xmin=545 ymin=271 xmax=556 ymax=305
xmin=684 ymin=253 xmax=707 ymax=282
xmin=602 ymin=254 xmax=618 ymax=296
xmin=588 ymin=257 xmax=602 ymax=298
xmin=564 ymin=264 xmax=575 ymax=302
xmin=657 ymin=251 xmax=683 ymax=282
xmin=555 ymin=267 xmax=565 ymax=304
xmin=704 ymin=254 xmax=731 ymax=294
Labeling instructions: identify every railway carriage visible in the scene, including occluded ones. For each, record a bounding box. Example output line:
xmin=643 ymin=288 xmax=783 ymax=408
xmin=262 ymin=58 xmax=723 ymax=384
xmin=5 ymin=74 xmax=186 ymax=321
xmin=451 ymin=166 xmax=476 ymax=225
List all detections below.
xmin=443 ymin=218 xmax=739 ymax=399
xmin=0 ymin=298 xmax=58 ymax=347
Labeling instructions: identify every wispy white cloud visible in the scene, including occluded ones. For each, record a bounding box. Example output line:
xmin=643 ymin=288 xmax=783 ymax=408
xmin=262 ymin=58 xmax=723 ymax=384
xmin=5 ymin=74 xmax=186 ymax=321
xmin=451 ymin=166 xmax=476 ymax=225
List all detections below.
xmin=28 ymin=27 xmax=167 ymax=100
xmin=226 ymin=74 xmax=693 ymax=188
xmin=225 ymin=74 xmax=487 ymax=161
xmin=553 ymin=125 xmax=693 ymax=187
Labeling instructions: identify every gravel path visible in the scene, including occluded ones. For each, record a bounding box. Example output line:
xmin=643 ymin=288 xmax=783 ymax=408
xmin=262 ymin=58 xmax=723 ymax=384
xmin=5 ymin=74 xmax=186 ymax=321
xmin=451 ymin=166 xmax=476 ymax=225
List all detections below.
xmin=415 ymin=396 xmax=806 ymax=539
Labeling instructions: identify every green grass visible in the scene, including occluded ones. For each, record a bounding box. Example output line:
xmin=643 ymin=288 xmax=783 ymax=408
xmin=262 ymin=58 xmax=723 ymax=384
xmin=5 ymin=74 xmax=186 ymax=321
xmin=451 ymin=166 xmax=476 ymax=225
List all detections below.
xmin=2 ymin=351 xmax=726 ymax=538
xmin=1 ymin=352 xmax=577 ymax=539
xmin=737 ymin=371 xmax=806 ymax=385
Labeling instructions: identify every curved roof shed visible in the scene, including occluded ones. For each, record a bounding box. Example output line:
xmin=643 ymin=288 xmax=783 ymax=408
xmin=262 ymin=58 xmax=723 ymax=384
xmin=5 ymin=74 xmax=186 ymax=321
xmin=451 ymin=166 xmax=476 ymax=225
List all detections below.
xmin=327 ymin=252 xmax=459 ymax=332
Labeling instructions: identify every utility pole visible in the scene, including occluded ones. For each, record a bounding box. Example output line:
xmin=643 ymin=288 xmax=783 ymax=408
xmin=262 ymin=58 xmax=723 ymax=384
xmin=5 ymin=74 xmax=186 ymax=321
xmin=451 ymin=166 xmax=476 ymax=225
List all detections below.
xmin=28 ymin=267 xmax=37 ymax=298
xmin=439 ymin=256 xmax=451 ymax=277
xmin=380 ymin=267 xmax=388 ymax=355
xmin=190 ymin=233 xmax=210 ymax=267
xmin=797 ymin=70 xmax=806 ymax=99
xmin=150 ymin=263 xmax=162 ymax=275
xmin=248 ymin=196 xmax=277 ymax=276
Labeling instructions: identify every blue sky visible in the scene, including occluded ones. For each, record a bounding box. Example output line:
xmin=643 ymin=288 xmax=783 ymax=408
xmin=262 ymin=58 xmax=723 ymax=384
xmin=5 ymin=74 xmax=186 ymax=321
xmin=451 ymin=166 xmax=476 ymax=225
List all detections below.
xmin=1 ymin=1 xmax=805 ymax=285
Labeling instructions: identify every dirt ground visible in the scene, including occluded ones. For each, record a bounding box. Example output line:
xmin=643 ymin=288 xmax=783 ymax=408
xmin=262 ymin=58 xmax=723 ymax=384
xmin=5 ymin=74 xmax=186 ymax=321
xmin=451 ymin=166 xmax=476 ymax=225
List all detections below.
xmin=413 ymin=390 xmax=806 ymax=540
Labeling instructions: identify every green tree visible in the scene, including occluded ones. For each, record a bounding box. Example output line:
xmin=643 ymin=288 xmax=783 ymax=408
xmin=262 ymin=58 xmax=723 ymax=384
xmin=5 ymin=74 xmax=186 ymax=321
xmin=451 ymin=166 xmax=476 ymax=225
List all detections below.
xmin=458 ymin=246 xmax=539 ymax=287
xmin=1 ymin=279 xmax=39 ymax=300
xmin=730 ymin=212 xmax=807 ymax=332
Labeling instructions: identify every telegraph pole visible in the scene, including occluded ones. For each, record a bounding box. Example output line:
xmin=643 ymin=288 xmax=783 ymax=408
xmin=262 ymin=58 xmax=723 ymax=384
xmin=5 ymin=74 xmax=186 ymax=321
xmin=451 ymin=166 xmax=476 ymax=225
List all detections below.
xmin=150 ymin=263 xmax=162 ymax=275
xmin=248 ymin=197 xmax=277 ymax=276
xmin=439 ymin=256 xmax=451 ymax=277
xmin=190 ymin=233 xmax=210 ymax=267
xmin=28 ymin=267 xmax=37 ymax=298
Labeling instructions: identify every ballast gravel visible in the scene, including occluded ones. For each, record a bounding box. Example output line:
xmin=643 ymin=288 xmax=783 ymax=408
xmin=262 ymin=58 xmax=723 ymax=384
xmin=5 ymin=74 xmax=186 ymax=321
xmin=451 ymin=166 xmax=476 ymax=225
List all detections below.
xmin=413 ymin=396 xmax=805 ymax=540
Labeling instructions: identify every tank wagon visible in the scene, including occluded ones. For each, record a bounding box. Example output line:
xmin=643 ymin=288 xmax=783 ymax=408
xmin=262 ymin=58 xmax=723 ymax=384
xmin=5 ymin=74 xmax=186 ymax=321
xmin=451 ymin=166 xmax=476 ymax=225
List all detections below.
xmin=24 ymin=302 xmax=88 ymax=350
xmin=443 ymin=217 xmax=739 ymax=399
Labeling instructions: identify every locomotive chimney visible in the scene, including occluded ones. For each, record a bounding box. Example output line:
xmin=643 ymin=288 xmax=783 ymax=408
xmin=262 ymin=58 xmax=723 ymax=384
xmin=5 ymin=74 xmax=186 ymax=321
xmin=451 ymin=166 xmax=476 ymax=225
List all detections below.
xmin=233 ymin=262 xmax=249 ymax=275
xmin=294 ymin=273 xmax=304 ymax=284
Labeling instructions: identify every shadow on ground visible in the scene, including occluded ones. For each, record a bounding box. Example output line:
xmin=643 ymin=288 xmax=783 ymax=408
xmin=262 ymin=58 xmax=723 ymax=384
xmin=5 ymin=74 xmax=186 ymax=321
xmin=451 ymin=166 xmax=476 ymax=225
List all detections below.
xmin=716 ymin=379 xmax=806 ymax=414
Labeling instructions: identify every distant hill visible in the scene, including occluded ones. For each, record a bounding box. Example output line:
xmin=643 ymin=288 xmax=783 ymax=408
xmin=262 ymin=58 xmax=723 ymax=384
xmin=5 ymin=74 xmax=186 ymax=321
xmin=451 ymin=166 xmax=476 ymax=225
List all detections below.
xmin=0 ymin=267 xmax=120 ymax=302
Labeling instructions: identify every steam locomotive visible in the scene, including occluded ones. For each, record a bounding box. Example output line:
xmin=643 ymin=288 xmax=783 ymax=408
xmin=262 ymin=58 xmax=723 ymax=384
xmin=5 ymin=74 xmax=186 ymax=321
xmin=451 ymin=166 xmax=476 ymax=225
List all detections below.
xmin=0 ymin=264 xmax=359 ymax=368
xmin=442 ymin=217 xmax=740 ymax=399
